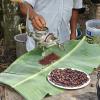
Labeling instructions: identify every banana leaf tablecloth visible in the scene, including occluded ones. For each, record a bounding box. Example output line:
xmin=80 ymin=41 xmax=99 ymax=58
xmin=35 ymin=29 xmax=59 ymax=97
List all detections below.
xmin=0 ymin=37 xmax=100 ymax=100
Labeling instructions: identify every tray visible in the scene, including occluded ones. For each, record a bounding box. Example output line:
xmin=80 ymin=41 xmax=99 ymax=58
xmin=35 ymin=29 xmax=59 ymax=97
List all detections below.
xmin=47 ymin=68 xmax=91 ymax=90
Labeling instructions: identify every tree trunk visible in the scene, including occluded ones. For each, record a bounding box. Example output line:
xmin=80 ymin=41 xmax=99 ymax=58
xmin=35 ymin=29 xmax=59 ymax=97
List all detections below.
xmin=2 ymin=0 xmax=20 ymax=50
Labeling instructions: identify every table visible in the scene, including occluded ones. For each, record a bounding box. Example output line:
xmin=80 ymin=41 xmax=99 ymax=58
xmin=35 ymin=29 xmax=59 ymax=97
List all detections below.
xmin=0 ymin=71 xmax=98 ymax=100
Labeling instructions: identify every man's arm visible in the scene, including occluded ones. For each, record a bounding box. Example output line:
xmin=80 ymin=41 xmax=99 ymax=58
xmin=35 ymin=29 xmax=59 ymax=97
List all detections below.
xmin=70 ymin=9 xmax=79 ymax=40
xmin=19 ymin=2 xmax=46 ymax=30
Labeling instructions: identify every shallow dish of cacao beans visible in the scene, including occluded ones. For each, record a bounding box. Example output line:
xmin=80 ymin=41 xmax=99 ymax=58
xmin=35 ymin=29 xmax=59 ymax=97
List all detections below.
xmin=47 ymin=68 xmax=91 ymax=90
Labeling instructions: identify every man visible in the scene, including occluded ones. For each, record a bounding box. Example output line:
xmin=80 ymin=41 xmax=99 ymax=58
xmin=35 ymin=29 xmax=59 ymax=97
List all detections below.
xmin=19 ymin=0 xmax=82 ymax=50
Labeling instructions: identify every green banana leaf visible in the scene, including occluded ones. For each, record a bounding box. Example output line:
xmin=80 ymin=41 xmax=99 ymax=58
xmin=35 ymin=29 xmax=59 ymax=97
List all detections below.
xmin=0 ymin=37 xmax=100 ymax=100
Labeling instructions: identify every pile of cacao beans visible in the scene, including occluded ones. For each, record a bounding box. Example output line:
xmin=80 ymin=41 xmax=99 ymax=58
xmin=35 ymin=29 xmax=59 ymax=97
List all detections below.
xmin=48 ymin=68 xmax=89 ymax=87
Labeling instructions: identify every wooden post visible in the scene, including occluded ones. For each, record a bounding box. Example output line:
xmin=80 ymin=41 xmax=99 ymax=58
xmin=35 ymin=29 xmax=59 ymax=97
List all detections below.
xmin=96 ymin=4 xmax=100 ymax=19
xmin=0 ymin=85 xmax=24 ymax=100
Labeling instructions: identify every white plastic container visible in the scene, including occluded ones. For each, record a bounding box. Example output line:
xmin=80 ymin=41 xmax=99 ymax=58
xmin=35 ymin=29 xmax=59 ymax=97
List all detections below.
xmin=86 ymin=19 xmax=100 ymax=44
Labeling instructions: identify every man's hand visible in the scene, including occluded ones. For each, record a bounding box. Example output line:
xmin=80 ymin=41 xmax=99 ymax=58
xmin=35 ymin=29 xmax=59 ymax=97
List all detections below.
xmin=10 ymin=0 xmax=23 ymax=3
xmin=31 ymin=14 xmax=46 ymax=31
xmin=18 ymin=2 xmax=46 ymax=31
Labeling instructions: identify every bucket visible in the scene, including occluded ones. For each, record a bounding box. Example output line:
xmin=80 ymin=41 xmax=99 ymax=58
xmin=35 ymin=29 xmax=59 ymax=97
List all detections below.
xmin=14 ymin=33 xmax=27 ymax=57
xmin=86 ymin=19 xmax=100 ymax=44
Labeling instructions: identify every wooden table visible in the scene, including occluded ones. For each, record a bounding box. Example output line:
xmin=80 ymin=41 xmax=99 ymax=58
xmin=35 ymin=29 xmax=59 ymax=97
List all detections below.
xmin=0 ymin=72 xmax=98 ymax=100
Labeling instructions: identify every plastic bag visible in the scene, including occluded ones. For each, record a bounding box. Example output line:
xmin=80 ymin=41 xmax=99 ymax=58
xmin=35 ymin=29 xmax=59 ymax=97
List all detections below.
xmin=26 ymin=35 xmax=36 ymax=52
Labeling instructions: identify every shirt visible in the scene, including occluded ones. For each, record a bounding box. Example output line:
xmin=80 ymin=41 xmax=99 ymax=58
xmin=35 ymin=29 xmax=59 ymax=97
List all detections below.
xmin=24 ymin=0 xmax=82 ymax=43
